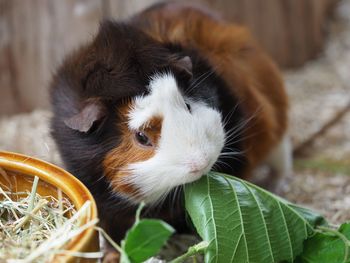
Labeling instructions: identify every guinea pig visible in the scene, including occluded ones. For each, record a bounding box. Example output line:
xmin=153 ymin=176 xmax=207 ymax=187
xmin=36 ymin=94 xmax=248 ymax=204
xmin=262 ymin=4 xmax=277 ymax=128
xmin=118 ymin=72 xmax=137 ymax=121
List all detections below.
xmin=50 ymin=2 xmax=290 ymax=242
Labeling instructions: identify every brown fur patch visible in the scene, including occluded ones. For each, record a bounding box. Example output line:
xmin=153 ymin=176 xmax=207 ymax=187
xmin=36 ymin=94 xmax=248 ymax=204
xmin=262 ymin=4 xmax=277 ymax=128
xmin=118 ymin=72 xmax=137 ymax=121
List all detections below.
xmin=103 ymin=102 xmax=163 ymax=197
xmin=133 ymin=3 xmax=288 ymax=178
xmin=140 ymin=116 xmax=163 ymax=147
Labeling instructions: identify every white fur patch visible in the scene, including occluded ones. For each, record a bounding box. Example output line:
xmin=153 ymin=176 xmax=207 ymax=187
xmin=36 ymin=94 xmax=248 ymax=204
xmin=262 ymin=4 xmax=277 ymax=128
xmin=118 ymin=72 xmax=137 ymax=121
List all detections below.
xmin=126 ymin=73 xmax=225 ymax=203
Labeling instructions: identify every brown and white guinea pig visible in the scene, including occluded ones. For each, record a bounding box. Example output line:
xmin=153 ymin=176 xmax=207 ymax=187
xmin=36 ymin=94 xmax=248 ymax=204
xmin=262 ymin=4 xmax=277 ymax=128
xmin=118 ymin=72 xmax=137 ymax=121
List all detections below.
xmin=50 ymin=2 xmax=290 ymax=242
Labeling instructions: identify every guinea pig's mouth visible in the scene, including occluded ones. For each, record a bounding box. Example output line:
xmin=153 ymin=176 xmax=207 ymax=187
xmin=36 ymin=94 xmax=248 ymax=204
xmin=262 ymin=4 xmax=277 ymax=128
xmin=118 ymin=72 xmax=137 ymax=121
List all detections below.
xmin=111 ymin=159 xmax=217 ymax=205
xmin=188 ymin=165 xmax=211 ymax=179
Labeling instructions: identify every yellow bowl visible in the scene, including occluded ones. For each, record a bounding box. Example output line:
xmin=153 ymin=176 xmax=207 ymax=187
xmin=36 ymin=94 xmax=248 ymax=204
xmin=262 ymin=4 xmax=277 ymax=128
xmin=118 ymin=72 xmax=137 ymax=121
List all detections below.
xmin=0 ymin=151 xmax=99 ymax=262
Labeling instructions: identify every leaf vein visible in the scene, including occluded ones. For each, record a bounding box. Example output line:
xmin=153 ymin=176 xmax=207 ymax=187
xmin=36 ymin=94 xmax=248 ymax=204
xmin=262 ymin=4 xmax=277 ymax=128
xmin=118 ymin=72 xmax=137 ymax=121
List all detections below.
xmin=207 ymin=175 xmax=219 ymax=263
xmin=241 ymin=181 xmax=275 ymax=262
xmin=277 ymin=201 xmax=294 ymax=261
xmin=223 ymin=176 xmax=249 ymax=262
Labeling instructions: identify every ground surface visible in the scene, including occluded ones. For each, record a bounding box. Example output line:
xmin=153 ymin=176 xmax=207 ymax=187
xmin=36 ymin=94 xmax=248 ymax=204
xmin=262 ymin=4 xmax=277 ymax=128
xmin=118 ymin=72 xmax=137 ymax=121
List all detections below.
xmin=0 ymin=0 xmax=349 ymax=261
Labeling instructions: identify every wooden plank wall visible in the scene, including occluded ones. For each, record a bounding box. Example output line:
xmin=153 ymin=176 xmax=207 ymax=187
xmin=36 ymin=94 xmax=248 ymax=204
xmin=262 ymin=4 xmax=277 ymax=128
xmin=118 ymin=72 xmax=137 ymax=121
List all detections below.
xmin=0 ymin=0 xmax=338 ymax=116
xmin=201 ymin=0 xmax=338 ymax=67
xmin=0 ymin=0 xmax=104 ymax=115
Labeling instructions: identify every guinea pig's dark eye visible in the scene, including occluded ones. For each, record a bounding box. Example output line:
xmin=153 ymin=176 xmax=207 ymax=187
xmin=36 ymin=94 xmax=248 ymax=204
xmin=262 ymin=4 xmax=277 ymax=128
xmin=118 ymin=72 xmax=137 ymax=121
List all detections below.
xmin=135 ymin=131 xmax=152 ymax=147
xmin=185 ymin=103 xmax=191 ymax=112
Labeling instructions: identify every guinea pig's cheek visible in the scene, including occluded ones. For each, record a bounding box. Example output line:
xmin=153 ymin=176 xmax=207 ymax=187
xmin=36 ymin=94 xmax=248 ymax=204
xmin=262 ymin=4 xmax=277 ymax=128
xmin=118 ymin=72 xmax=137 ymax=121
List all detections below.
xmin=103 ymin=157 xmax=140 ymax=197
xmin=102 ymin=138 xmax=156 ymax=199
xmin=109 ymin=171 xmax=138 ymax=196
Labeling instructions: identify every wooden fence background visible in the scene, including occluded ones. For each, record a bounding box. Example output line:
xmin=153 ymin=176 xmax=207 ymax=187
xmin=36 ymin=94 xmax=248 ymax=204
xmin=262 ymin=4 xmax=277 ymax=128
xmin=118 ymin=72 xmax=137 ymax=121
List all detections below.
xmin=0 ymin=0 xmax=337 ymax=116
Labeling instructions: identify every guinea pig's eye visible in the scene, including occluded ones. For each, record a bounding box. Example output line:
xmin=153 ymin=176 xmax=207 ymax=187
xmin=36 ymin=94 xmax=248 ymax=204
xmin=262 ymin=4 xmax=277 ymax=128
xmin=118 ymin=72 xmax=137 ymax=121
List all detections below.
xmin=185 ymin=103 xmax=191 ymax=112
xmin=135 ymin=131 xmax=152 ymax=147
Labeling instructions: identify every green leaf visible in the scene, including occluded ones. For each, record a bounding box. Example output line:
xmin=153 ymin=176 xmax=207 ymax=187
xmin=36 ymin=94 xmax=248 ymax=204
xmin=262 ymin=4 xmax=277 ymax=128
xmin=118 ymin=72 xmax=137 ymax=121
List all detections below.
xmin=122 ymin=218 xmax=175 ymax=263
xmin=184 ymin=172 xmax=326 ymax=263
xmin=297 ymin=223 xmax=350 ymax=263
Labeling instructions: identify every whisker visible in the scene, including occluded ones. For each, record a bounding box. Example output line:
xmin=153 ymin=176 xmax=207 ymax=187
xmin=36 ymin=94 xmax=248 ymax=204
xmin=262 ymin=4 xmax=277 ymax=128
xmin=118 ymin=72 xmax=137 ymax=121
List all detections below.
xmin=190 ymin=68 xmax=215 ymax=88
xmin=225 ymin=130 xmax=262 ymax=146
xmin=222 ymin=101 xmax=243 ymax=128
xmin=219 ymin=152 xmax=243 ymax=157
xmin=214 ymin=160 xmax=233 ymax=170
xmin=186 ymin=67 xmax=218 ymax=94
xmin=224 ymin=114 xmax=256 ymax=139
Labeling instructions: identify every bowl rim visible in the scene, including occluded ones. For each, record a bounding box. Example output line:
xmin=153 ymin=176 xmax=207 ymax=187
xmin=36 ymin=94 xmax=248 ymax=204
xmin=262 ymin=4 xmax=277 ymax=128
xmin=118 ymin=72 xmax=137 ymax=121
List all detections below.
xmin=0 ymin=151 xmax=99 ymax=261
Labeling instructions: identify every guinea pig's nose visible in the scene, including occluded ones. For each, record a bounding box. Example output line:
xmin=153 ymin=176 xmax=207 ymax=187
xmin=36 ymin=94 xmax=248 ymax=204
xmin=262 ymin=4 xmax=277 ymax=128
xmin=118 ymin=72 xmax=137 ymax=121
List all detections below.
xmin=189 ymin=159 xmax=210 ymax=173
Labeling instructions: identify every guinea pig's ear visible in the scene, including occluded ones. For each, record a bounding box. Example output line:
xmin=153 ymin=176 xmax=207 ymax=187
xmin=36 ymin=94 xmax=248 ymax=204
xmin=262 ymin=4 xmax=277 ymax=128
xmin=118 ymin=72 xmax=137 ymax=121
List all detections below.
xmin=172 ymin=56 xmax=193 ymax=80
xmin=64 ymin=99 xmax=106 ymax=133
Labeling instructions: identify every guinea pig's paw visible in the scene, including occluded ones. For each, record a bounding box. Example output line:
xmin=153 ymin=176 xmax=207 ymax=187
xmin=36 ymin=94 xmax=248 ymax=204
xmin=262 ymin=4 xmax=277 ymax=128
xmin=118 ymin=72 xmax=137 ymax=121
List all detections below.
xmin=102 ymin=250 xmax=120 ymax=263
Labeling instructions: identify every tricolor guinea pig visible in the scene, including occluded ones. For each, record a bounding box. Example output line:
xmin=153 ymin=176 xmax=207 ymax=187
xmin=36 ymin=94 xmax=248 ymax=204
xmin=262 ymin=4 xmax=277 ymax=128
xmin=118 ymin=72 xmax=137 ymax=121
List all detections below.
xmin=50 ymin=3 xmax=290 ymax=242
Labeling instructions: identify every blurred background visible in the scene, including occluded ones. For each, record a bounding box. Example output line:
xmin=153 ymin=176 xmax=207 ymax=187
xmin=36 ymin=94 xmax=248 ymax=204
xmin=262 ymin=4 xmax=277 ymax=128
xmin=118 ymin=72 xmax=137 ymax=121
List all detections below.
xmin=0 ymin=0 xmax=349 ymax=224
xmin=0 ymin=0 xmax=339 ymax=114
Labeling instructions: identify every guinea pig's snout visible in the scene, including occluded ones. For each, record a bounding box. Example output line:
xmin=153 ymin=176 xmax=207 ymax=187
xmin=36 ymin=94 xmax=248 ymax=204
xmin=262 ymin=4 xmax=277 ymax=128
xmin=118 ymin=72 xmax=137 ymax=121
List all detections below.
xmin=188 ymin=156 xmax=211 ymax=174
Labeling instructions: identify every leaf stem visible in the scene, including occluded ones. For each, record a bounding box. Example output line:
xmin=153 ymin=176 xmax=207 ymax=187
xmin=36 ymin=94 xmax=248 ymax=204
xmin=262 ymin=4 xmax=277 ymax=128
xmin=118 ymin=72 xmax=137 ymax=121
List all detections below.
xmin=135 ymin=201 xmax=145 ymax=224
xmin=95 ymin=226 xmax=132 ymax=263
xmin=169 ymin=241 xmax=209 ymax=263
xmin=94 ymin=226 xmax=123 ymax=254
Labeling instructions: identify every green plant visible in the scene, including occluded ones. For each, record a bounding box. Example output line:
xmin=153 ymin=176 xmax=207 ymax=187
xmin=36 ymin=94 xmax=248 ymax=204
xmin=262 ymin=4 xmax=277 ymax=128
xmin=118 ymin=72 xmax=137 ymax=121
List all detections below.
xmin=184 ymin=172 xmax=326 ymax=263
xmin=99 ymin=203 xmax=175 ymax=263
xmin=105 ymin=172 xmax=350 ymax=263
xmin=297 ymin=223 xmax=350 ymax=263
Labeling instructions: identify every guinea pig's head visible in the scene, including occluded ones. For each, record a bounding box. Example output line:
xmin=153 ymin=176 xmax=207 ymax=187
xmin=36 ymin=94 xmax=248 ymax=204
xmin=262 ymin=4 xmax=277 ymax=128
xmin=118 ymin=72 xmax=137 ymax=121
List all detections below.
xmin=103 ymin=72 xmax=225 ymax=204
xmin=52 ymin=21 xmax=225 ymax=205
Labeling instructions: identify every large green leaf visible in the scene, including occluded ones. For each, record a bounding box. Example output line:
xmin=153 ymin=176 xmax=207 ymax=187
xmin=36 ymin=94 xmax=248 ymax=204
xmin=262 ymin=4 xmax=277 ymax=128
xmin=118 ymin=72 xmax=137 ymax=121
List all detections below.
xmin=184 ymin=172 xmax=326 ymax=263
xmin=122 ymin=219 xmax=175 ymax=263
xmin=297 ymin=223 xmax=350 ymax=263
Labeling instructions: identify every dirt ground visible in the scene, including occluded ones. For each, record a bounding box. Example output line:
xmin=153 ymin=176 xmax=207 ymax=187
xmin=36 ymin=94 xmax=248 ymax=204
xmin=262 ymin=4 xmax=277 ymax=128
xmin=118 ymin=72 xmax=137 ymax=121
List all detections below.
xmin=0 ymin=0 xmax=349 ymax=260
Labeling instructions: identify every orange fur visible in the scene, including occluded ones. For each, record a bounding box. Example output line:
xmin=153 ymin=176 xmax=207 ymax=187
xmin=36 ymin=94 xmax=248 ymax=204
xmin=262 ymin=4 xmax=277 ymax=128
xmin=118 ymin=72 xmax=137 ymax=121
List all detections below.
xmin=133 ymin=3 xmax=288 ymax=178
xmin=103 ymin=103 xmax=163 ymax=196
xmin=141 ymin=116 xmax=163 ymax=146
